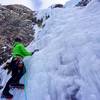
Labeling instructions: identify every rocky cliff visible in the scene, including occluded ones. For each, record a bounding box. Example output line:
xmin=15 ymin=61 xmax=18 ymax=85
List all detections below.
xmin=0 ymin=4 xmax=36 ymax=64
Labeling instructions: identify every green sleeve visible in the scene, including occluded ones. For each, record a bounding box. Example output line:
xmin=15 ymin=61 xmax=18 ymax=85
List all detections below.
xmin=19 ymin=44 xmax=32 ymax=56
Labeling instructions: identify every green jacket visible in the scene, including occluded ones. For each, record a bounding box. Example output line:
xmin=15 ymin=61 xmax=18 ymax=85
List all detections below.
xmin=12 ymin=42 xmax=32 ymax=58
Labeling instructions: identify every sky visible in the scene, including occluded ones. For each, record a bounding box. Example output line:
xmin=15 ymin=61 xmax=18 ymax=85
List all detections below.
xmin=0 ymin=0 xmax=70 ymax=10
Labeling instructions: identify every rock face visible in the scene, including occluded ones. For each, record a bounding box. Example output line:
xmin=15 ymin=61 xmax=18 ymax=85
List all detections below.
xmin=51 ymin=4 xmax=64 ymax=8
xmin=76 ymin=0 xmax=91 ymax=6
xmin=0 ymin=4 xmax=36 ymax=64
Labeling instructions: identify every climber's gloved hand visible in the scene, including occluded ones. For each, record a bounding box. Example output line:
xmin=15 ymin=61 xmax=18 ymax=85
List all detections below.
xmin=3 ymin=63 xmax=10 ymax=70
xmin=32 ymin=49 xmax=39 ymax=55
xmin=3 ymin=62 xmax=12 ymax=75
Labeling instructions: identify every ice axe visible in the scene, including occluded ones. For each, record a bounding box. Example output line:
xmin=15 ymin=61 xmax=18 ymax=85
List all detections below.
xmin=32 ymin=49 xmax=39 ymax=55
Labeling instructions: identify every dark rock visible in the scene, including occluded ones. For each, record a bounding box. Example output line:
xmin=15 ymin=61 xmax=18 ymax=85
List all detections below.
xmin=76 ymin=0 xmax=91 ymax=7
xmin=51 ymin=4 xmax=64 ymax=8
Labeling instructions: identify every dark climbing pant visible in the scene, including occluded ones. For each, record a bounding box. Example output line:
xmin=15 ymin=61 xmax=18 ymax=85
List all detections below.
xmin=3 ymin=58 xmax=26 ymax=94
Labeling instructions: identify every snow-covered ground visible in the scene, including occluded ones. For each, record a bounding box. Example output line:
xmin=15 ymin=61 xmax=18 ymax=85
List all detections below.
xmin=1 ymin=0 xmax=100 ymax=100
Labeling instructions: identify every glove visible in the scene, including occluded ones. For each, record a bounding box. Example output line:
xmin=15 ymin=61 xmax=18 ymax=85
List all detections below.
xmin=3 ymin=63 xmax=10 ymax=70
xmin=32 ymin=49 xmax=39 ymax=55
xmin=3 ymin=62 xmax=12 ymax=75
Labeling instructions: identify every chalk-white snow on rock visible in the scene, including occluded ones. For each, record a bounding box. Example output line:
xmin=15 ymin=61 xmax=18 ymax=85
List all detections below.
xmin=64 ymin=0 xmax=80 ymax=7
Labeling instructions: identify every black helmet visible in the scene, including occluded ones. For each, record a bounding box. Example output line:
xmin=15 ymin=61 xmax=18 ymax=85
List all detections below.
xmin=14 ymin=37 xmax=22 ymax=42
